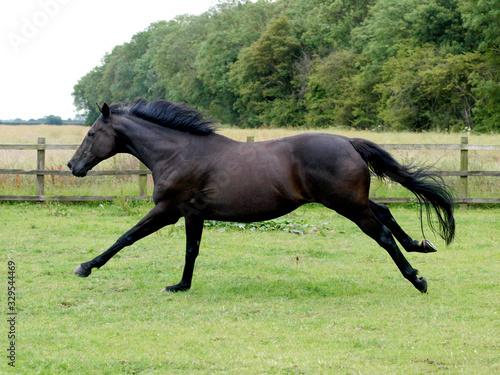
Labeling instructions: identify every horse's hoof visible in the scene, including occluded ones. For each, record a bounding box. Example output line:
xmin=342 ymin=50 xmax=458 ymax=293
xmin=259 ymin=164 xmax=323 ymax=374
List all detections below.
xmin=422 ymin=240 xmax=438 ymax=253
xmin=416 ymin=277 xmax=428 ymax=293
xmin=161 ymin=282 xmax=190 ymax=293
xmin=74 ymin=265 xmax=91 ymax=277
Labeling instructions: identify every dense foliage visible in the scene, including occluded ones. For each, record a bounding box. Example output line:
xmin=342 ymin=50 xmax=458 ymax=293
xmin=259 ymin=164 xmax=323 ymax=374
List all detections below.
xmin=73 ymin=0 xmax=500 ymax=132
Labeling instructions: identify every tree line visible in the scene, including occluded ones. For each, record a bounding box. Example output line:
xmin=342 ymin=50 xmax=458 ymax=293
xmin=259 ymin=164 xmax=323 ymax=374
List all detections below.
xmin=73 ymin=0 xmax=500 ymax=132
xmin=0 ymin=115 xmax=84 ymax=125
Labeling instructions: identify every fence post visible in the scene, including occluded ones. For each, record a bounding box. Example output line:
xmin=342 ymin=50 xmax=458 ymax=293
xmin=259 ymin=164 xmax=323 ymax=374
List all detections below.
xmin=460 ymin=136 xmax=468 ymax=208
xmin=37 ymin=137 xmax=45 ymax=197
xmin=139 ymin=161 xmax=147 ymax=197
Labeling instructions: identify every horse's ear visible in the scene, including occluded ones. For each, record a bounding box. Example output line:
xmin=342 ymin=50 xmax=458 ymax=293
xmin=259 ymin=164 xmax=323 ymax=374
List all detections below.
xmin=102 ymin=103 xmax=110 ymax=118
xmin=96 ymin=102 xmax=110 ymax=119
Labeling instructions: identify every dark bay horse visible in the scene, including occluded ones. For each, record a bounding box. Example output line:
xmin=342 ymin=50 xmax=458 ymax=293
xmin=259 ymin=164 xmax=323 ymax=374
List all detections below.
xmin=68 ymin=99 xmax=455 ymax=293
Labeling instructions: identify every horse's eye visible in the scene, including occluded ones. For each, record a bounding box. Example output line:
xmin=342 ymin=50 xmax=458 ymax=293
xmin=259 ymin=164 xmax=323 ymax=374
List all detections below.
xmin=88 ymin=131 xmax=95 ymax=138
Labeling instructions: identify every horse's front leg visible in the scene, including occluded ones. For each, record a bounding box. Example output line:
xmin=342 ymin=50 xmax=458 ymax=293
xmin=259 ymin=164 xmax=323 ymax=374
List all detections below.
xmin=74 ymin=202 xmax=180 ymax=277
xmin=163 ymin=215 xmax=204 ymax=292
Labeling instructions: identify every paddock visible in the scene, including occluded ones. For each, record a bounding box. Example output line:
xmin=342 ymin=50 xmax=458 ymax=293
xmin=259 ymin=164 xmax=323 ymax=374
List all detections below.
xmin=2 ymin=202 xmax=498 ymax=373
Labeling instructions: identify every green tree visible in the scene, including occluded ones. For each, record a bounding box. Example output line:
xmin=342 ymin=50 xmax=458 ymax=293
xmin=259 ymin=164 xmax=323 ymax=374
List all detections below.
xmin=229 ymin=15 xmax=302 ymax=127
xmin=458 ymin=0 xmax=500 ymax=131
xmin=407 ymin=0 xmax=474 ymax=52
xmin=72 ymin=65 xmax=108 ymax=125
xmin=353 ymin=0 xmax=472 ymax=61
xmin=152 ymin=15 xmax=210 ymax=106
xmin=469 ymin=54 xmax=500 ymax=132
xmin=287 ymin=0 xmax=374 ymax=56
xmin=102 ymin=26 xmax=160 ymax=103
xmin=376 ymin=46 xmax=479 ymax=131
xmin=458 ymin=0 xmax=500 ymax=51
xmin=195 ymin=0 xmax=278 ymax=123
xmin=305 ymin=50 xmax=360 ymax=127
xmin=44 ymin=115 xmax=63 ymax=125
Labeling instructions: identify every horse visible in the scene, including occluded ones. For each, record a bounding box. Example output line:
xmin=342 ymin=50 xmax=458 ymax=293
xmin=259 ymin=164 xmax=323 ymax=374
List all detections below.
xmin=68 ymin=98 xmax=455 ymax=294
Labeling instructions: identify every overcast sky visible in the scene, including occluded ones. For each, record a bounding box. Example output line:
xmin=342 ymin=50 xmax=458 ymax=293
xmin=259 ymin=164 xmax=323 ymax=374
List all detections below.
xmin=0 ymin=0 xmax=220 ymax=120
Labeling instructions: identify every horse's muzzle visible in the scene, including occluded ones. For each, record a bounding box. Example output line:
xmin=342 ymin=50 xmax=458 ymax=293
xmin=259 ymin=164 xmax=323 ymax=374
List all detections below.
xmin=67 ymin=161 xmax=87 ymax=177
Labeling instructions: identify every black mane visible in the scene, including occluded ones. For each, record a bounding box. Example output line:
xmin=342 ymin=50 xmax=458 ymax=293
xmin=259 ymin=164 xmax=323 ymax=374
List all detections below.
xmin=111 ymin=98 xmax=216 ymax=135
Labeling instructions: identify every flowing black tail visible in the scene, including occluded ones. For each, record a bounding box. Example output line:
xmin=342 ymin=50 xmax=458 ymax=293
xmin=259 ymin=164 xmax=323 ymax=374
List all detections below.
xmin=350 ymin=138 xmax=455 ymax=245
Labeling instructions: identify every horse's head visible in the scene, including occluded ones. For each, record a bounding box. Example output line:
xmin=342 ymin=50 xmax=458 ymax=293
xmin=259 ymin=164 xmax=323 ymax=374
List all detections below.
xmin=67 ymin=103 xmax=119 ymax=177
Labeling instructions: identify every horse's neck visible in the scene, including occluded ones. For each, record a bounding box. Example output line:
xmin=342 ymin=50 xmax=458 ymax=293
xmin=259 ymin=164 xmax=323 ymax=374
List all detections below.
xmin=114 ymin=116 xmax=237 ymax=173
xmin=115 ymin=117 xmax=183 ymax=171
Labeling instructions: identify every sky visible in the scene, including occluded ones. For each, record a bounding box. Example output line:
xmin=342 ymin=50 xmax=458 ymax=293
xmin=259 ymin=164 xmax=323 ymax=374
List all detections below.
xmin=0 ymin=0 xmax=220 ymax=121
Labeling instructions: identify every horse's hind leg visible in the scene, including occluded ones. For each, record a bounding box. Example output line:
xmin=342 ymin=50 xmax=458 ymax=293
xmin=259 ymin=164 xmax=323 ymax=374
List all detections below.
xmin=346 ymin=206 xmax=428 ymax=293
xmin=369 ymin=200 xmax=437 ymax=253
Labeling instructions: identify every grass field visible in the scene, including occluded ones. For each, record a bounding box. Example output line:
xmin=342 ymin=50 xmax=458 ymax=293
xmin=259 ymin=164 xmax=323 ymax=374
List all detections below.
xmin=1 ymin=125 xmax=500 ymax=199
xmin=1 ymin=201 xmax=498 ymax=374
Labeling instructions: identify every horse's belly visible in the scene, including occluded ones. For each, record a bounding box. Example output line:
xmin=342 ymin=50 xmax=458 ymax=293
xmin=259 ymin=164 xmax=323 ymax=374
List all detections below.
xmin=200 ymin=140 xmax=309 ymax=222
xmin=203 ymin=184 xmax=301 ymax=222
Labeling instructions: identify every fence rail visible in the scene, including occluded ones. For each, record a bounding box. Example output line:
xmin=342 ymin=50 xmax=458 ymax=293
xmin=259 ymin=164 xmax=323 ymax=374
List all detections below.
xmin=0 ymin=136 xmax=499 ymax=204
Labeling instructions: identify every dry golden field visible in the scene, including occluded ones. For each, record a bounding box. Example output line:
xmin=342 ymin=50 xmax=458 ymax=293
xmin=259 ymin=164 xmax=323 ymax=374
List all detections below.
xmin=2 ymin=124 xmax=500 ymax=144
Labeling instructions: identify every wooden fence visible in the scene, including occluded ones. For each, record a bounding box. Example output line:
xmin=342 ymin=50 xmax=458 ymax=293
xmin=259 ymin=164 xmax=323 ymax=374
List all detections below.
xmin=0 ymin=136 xmax=499 ymax=204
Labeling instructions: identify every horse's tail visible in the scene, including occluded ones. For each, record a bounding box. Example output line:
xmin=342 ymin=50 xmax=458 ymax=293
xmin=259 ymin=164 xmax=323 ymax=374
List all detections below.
xmin=349 ymin=138 xmax=455 ymax=245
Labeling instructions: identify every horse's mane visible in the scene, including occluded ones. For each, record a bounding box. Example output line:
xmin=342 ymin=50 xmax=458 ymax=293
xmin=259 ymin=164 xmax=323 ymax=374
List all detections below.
xmin=110 ymin=98 xmax=216 ymax=135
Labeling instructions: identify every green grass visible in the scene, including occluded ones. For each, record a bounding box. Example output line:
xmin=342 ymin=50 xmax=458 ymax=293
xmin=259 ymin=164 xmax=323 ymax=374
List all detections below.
xmin=1 ymin=202 xmax=498 ymax=374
